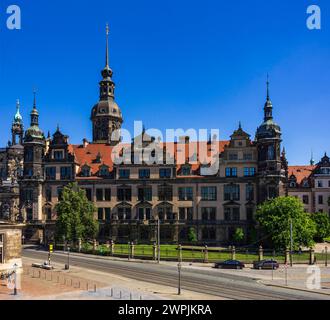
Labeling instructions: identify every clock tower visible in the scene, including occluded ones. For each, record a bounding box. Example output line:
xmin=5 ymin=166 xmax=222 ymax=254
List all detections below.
xmin=91 ymin=24 xmax=123 ymax=144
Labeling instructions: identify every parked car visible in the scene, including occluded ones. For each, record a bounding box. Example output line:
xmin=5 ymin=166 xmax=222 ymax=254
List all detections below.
xmin=214 ymin=260 xmax=245 ymax=269
xmin=253 ymin=260 xmax=279 ymax=270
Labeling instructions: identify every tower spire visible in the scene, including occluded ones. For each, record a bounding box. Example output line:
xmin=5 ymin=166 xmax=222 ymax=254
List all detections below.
xmin=14 ymin=99 xmax=22 ymax=123
xmin=105 ymin=23 xmax=110 ymax=67
xmin=263 ymin=74 xmax=273 ymax=122
xmin=266 ymin=73 xmax=270 ymax=101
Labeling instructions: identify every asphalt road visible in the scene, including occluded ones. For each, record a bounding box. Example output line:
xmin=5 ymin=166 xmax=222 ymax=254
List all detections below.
xmin=23 ymin=248 xmax=330 ymax=300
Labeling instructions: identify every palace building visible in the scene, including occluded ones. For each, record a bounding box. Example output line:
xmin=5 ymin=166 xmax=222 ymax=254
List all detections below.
xmin=0 ymin=28 xmax=298 ymax=245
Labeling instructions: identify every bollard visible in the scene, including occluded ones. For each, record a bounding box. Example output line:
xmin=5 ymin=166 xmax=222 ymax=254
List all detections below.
xmin=110 ymin=288 xmax=113 ymax=297
xmin=258 ymin=245 xmax=263 ymax=262
xmin=153 ymin=242 xmax=157 ymax=261
xmin=111 ymin=240 xmax=115 ymax=256
xmin=231 ymin=246 xmax=236 ymax=261
xmin=94 ymin=284 xmax=96 ymax=292
xmin=120 ymin=291 xmax=122 ymax=299
xmin=309 ymin=248 xmax=315 ymax=265
xmin=131 ymin=242 xmax=135 ymax=259
xmin=325 ymin=246 xmax=328 ymax=267
xmin=93 ymin=239 xmax=97 ymax=253
xmin=178 ymin=244 xmax=182 ymax=263
xmin=78 ymin=238 xmax=82 ymax=253
xmin=130 ymin=293 xmax=132 ymax=300
xmin=204 ymin=245 xmax=208 ymax=263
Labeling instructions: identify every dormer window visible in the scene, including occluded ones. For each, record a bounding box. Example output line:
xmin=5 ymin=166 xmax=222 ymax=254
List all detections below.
xmin=289 ymin=181 xmax=296 ymax=188
xmin=99 ymin=166 xmax=109 ymax=177
xmin=181 ymin=165 xmax=191 ymax=176
xmin=53 ymin=150 xmax=64 ymax=160
xmin=81 ymin=165 xmax=91 ymax=177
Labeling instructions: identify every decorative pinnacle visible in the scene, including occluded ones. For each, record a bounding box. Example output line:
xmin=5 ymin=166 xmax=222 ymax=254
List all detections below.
xmin=33 ymin=89 xmax=37 ymax=109
xmin=266 ymin=73 xmax=270 ymax=101
xmin=105 ymin=23 xmax=110 ymax=67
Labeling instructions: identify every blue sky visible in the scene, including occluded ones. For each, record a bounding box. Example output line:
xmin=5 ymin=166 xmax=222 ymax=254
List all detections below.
xmin=0 ymin=0 xmax=329 ymax=165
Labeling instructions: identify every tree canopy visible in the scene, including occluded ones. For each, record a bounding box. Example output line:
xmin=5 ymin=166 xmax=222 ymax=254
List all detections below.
xmin=256 ymin=196 xmax=316 ymax=249
xmin=311 ymin=212 xmax=330 ymax=242
xmin=55 ymin=183 xmax=98 ymax=242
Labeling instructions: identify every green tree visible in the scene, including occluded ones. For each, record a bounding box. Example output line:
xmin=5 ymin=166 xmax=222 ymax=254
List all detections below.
xmin=187 ymin=227 xmax=197 ymax=243
xmin=55 ymin=183 xmax=98 ymax=243
xmin=256 ymin=196 xmax=316 ymax=249
xmin=311 ymin=212 xmax=330 ymax=242
xmin=233 ymin=228 xmax=244 ymax=245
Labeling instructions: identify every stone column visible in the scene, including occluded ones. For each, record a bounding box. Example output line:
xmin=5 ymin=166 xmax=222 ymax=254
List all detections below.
xmin=258 ymin=245 xmax=263 ymax=261
xmin=203 ymin=245 xmax=208 ymax=263
xmin=231 ymin=246 xmax=236 ymax=260
xmin=309 ymin=248 xmax=315 ymax=265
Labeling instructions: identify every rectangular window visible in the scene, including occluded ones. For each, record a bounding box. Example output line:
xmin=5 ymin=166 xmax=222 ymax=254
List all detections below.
xmin=246 ymin=207 xmax=254 ymax=221
xmin=232 ymin=207 xmax=240 ymax=221
xmin=104 ymin=189 xmax=111 ymax=201
xmin=302 ymin=195 xmax=309 ymax=205
xmin=224 ymin=208 xmax=231 ymax=221
xmin=98 ymin=208 xmax=104 ymax=220
xmin=57 ymin=188 xmax=63 ymax=201
xmin=54 ymin=150 xmax=64 ymax=160
xmin=202 ymin=207 xmax=216 ymax=220
xmin=26 ymin=208 xmax=33 ymax=221
xmin=117 ymin=188 xmax=132 ymax=201
xmin=158 ymin=186 xmax=173 ymax=201
xmin=243 ymin=153 xmax=253 ymax=160
xmin=229 ymin=153 xmax=238 ymax=160
xmin=225 ymin=168 xmax=237 ymax=177
xmin=25 ymin=189 xmax=34 ymax=201
xmin=96 ymin=189 xmax=104 ymax=201
xmin=139 ymin=169 xmax=150 ymax=179
xmin=46 ymin=208 xmax=52 ymax=220
xmin=25 ymin=148 xmax=33 ymax=161
xmin=159 ymin=168 xmax=171 ymax=179
xmin=317 ymin=181 xmax=323 ymax=188
xmin=46 ymin=167 xmax=56 ymax=180
xmin=187 ymin=207 xmax=193 ymax=220
xmin=178 ymin=187 xmax=193 ymax=201
xmin=244 ymin=167 xmax=256 ymax=177
xmin=84 ymin=188 xmax=92 ymax=201
xmin=246 ymin=184 xmax=254 ymax=201
xmin=119 ymin=169 xmax=130 ymax=179
xmin=179 ymin=208 xmax=186 ymax=220
xmin=138 ymin=187 xmax=152 ymax=201
xmin=319 ymin=195 xmax=324 ymax=205
xmin=60 ymin=167 xmax=72 ymax=180
xmin=224 ymin=184 xmax=240 ymax=201
xmin=105 ymin=208 xmax=111 ymax=221
xmin=46 ymin=188 xmax=52 ymax=202
xmin=201 ymin=187 xmax=217 ymax=201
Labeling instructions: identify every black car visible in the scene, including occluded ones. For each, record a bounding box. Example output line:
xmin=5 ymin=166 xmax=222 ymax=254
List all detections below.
xmin=253 ymin=260 xmax=279 ymax=270
xmin=214 ymin=260 xmax=245 ymax=269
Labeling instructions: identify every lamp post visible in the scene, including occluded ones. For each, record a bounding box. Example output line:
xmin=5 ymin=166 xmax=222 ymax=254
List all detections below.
xmin=157 ymin=217 xmax=160 ymax=264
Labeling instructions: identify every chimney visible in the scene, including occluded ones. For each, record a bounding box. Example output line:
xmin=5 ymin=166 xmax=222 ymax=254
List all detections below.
xmin=83 ymin=138 xmax=89 ymax=148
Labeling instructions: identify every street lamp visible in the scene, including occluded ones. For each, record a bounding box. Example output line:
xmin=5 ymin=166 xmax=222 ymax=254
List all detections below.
xmin=157 ymin=217 xmax=160 ymax=264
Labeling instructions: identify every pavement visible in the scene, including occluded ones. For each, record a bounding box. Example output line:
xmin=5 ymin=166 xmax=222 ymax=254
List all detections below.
xmin=20 ymin=248 xmax=330 ymax=300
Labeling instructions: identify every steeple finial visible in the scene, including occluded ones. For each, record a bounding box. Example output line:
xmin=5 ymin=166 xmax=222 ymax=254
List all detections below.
xmin=33 ymin=88 xmax=37 ymax=109
xmin=238 ymin=121 xmax=242 ymax=130
xmin=266 ymin=73 xmax=270 ymax=101
xmin=105 ymin=23 xmax=110 ymax=67
xmin=310 ymin=150 xmax=315 ymax=165
xmin=14 ymin=99 xmax=22 ymax=123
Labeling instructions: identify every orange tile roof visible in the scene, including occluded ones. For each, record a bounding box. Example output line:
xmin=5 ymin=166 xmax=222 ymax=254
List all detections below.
xmin=288 ymin=165 xmax=316 ymax=184
xmin=70 ymin=141 xmax=229 ymax=178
